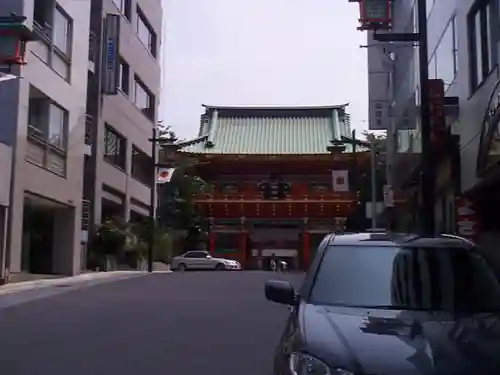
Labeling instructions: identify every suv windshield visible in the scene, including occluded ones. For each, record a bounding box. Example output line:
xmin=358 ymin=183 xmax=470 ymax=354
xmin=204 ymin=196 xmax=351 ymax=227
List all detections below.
xmin=309 ymin=245 xmax=500 ymax=312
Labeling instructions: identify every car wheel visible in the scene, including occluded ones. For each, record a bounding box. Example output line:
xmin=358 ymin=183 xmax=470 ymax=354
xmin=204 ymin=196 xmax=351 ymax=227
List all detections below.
xmin=178 ymin=263 xmax=187 ymax=271
xmin=215 ymin=263 xmax=225 ymax=270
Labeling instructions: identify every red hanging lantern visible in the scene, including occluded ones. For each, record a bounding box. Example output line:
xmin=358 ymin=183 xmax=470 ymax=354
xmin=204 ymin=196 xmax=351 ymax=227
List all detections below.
xmin=352 ymin=0 xmax=392 ymax=31
xmin=0 ymin=15 xmax=36 ymax=68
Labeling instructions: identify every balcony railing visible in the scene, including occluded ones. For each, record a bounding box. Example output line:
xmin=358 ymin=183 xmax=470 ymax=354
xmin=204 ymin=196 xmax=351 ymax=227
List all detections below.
xmin=85 ymin=115 xmax=93 ymax=145
xmin=81 ymin=199 xmax=91 ymax=230
xmin=88 ymin=31 xmax=97 ymax=63
xmin=26 ymin=125 xmax=67 ymax=176
xmin=32 ymin=20 xmax=53 ymax=43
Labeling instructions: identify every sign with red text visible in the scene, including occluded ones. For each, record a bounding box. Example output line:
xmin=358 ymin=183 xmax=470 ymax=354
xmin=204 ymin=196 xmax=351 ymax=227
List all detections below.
xmin=455 ymin=197 xmax=479 ymax=241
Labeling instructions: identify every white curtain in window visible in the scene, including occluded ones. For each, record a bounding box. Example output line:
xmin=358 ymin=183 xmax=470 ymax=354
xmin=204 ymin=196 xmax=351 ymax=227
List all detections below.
xmin=137 ymin=16 xmax=151 ymax=49
xmin=134 ymin=82 xmax=149 ymax=111
xmin=48 ymin=104 xmax=66 ymax=149
xmin=53 ymin=8 xmax=69 ymax=55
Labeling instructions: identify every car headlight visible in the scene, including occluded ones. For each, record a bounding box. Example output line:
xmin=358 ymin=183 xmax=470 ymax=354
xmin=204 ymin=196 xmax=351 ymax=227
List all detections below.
xmin=289 ymin=353 xmax=353 ymax=375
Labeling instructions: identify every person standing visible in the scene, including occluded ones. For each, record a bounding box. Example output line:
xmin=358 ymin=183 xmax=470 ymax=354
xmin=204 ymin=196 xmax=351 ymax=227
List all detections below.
xmin=270 ymin=253 xmax=277 ymax=271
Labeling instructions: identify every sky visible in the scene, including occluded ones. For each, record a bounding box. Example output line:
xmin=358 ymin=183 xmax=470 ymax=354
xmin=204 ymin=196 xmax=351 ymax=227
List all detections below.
xmin=160 ymin=0 xmax=369 ymax=140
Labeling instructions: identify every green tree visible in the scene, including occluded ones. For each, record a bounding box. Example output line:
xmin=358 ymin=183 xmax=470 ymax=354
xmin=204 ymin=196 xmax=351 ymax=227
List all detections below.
xmin=158 ymin=167 xmax=208 ymax=228
xmin=129 ymin=217 xmax=173 ymax=263
xmin=362 ymin=130 xmax=387 ymax=153
xmin=87 ymin=216 xmax=133 ymax=269
xmin=156 ymin=125 xmax=210 ymax=252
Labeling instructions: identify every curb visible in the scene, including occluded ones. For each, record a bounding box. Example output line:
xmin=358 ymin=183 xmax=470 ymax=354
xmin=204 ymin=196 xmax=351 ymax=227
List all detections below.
xmin=0 ymin=270 xmax=171 ymax=296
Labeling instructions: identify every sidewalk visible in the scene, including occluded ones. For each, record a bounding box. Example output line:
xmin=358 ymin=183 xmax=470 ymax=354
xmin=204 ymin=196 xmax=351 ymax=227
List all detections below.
xmin=0 ymin=269 xmax=171 ymax=310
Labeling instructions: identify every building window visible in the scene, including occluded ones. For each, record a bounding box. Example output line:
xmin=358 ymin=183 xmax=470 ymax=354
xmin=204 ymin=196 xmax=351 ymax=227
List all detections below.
xmin=133 ymin=76 xmax=155 ymax=120
xmin=112 ymin=0 xmax=131 ymax=20
xmin=431 ymin=16 xmax=458 ymax=87
xmin=32 ymin=1 xmax=72 ymax=80
xmin=426 ymin=0 xmax=435 ymax=17
xmin=28 ymin=88 xmax=68 ymax=150
xmin=131 ymin=146 xmax=152 ymax=186
xmin=118 ymin=57 xmax=130 ymax=95
xmin=27 ymin=86 xmax=68 ymax=176
xmin=468 ymin=0 xmax=497 ymax=91
xmin=47 ymin=103 xmax=67 ymax=149
xmin=136 ymin=7 xmax=157 ymax=57
xmin=53 ymin=5 xmax=72 ymax=55
xmin=104 ymin=125 xmax=126 ymax=170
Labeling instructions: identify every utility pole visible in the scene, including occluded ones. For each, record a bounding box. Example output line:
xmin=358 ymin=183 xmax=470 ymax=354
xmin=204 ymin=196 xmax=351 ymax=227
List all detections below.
xmin=148 ymin=126 xmax=179 ymax=273
xmin=416 ymin=0 xmax=434 ymax=234
xmin=373 ymin=0 xmax=434 ymax=234
xmin=148 ymin=127 xmax=157 ymax=273
xmin=369 ymin=139 xmax=377 ymax=229
xmin=337 ymin=133 xmax=378 ymax=229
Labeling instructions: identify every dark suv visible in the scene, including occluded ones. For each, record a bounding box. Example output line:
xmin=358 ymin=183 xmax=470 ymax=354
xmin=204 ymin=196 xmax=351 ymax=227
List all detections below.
xmin=265 ymin=232 xmax=500 ymax=375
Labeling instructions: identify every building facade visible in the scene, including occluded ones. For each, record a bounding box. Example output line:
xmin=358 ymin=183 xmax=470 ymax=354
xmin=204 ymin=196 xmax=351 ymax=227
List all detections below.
xmin=366 ymin=0 xmax=500 ymax=256
xmin=0 ymin=0 xmax=91 ymax=280
xmin=84 ymin=0 xmax=162 ymax=240
xmin=0 ymin=0 xmax=162 ymax=281
xmin=177 ymin=105 xmax=368 ymax=270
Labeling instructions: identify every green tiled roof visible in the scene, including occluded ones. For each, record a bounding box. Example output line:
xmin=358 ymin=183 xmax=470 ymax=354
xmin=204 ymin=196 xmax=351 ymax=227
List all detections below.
xmin=180 ymin=105 xmax=351 ymax=154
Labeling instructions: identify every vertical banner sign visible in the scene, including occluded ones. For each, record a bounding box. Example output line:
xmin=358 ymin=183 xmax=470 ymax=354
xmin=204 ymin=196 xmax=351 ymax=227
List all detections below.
xmin=428 ymin=79 xmax=446 ymax=143
xmin=332 ymin=170 xmax=349 ymax=192
xmin=455 ymin=197 xmax=479 ymax=242
xmin=102 ymin=14 xmax=120 ymax=95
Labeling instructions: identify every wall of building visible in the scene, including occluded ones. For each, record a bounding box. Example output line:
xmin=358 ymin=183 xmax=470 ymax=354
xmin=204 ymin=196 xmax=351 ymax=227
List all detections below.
xmin=370 ymin=0 xmax=500 ymax=195
xmin=451 ymin=0 xmax=500 ymax=193
xmin=2 ymin=0 xmax=90 ymax=275
xmin=0 ymin=143 xmax=11 ymax=207
xmin=89 ymin=0 xmax=162 ymax=225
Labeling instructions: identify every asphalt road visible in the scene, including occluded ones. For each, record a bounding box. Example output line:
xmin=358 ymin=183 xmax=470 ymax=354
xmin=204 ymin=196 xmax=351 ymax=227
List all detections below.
xmin=0 ymin=271 xmax=303 ymax=374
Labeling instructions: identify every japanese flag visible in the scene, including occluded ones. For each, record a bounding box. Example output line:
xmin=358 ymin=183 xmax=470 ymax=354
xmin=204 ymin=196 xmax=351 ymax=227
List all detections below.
xmin=157 ymin=167 xmax=176 ymax=184
xmin=0 ymin=72 xmax=18 ymax=83
xmin=332 ymin=170 xmax=349 ymax=192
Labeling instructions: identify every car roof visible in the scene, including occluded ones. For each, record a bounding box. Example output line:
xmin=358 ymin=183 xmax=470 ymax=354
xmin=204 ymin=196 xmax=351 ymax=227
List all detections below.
xmin=326 ymin=232 xmax=475 ymax=249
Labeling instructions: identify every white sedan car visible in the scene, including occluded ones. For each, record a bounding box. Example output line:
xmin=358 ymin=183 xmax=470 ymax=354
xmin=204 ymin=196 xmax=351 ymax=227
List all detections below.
xmin=171 ymin=250 xmax=241 ymax=271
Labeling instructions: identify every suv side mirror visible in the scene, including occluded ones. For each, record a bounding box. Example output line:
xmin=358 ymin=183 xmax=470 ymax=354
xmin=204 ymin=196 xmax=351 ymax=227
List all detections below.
xmin=265 ymin=280 xmax=296 ymax=305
